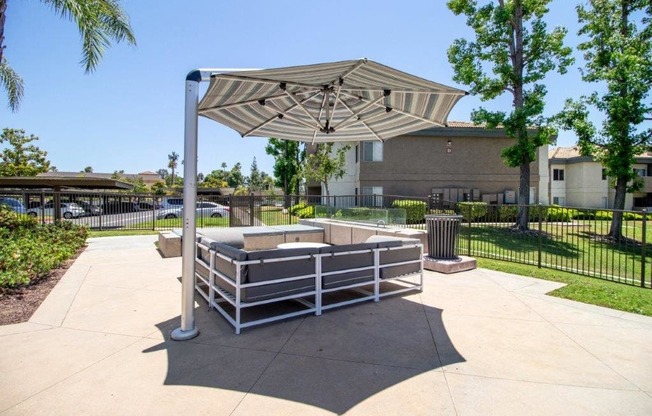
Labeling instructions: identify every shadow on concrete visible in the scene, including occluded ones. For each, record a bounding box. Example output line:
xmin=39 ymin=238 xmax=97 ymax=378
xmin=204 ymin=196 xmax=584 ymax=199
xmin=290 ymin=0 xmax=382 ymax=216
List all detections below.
xmin=144 ymin=291 xmax=464 ymax=414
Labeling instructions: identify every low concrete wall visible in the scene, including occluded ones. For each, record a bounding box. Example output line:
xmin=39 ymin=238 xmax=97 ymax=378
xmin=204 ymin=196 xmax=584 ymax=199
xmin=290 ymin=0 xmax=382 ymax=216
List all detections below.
xmin=299 ymin=219 xmax=428 ymax=252
xmin=158 ymin=231 xmax=181 ymax=258
xmin=159 ymin=225 xmax=325 ymax=258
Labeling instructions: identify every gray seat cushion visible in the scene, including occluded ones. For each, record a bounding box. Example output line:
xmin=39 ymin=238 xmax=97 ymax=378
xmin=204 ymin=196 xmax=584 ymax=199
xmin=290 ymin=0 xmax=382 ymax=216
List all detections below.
xmin=379 ymin=246 xmax=422 ymax=279
xmin=320 ymin=243 xmax=376 ymax=289
xmin=236 ymin=247 xmax=318 ymax=303
xmin=198 ymin=228 xmax=245 ymax=249
xmin=212 ymin=242 xmax=248 ymax=261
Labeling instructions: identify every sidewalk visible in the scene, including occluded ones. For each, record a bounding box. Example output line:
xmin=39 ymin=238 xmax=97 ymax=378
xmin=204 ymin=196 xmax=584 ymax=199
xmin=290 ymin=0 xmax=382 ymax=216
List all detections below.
xmin=0 ymin=235 xmax=650 ymax=415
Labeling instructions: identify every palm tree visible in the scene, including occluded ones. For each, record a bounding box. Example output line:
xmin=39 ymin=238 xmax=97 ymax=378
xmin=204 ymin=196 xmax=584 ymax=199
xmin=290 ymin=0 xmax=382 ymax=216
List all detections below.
xmin=0 ymin=0 xmax=136 ymax=111
xmin=168 ymin=151 xmax=179 ymax=187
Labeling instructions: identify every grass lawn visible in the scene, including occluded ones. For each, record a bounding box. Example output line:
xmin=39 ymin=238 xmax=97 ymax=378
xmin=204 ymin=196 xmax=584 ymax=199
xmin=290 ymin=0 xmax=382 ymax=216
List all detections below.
xmin=254 ymin=206 xmax=297 ymax=226
xmin=478 ymin=258 xmax=652 ymax=316
xmin=461 ymin=219 xmax=652 ymax=288
xmin=89 ymin=229 xmax=160 ymax=238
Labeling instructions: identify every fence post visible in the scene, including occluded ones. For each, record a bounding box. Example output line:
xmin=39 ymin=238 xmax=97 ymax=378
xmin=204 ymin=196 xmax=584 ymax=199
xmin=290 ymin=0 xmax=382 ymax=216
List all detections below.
xmin=249 ymin=193 xmax=255 ymax=226
xmin=538 ymin=204 xmax=543 ymax=269
xmin=152 ymin=196 xmax=156 ymax=231
xmin=641 ymin=209 xmax=647 ymax=288
xmin=229 ymin=196 xmax=234 ymax=227
xmin=466 ymin=207 xmax=472 ymax=256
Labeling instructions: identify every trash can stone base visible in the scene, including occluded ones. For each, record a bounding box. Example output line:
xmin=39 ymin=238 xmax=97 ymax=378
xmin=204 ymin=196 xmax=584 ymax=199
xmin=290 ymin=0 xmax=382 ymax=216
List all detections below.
xmin=423 ymin=255 xmax=476 ymax=274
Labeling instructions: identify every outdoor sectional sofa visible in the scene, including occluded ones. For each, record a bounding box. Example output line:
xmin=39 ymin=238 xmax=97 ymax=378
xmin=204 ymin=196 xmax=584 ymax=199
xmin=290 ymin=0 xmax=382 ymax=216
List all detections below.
xmin=194 ymin=233 xmax=423 ymax=334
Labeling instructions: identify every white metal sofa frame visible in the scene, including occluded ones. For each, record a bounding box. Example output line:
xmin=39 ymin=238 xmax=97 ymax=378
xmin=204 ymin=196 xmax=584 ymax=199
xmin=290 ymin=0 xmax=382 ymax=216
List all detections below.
xmin=194 ymin=241 xmax=424 ymax=334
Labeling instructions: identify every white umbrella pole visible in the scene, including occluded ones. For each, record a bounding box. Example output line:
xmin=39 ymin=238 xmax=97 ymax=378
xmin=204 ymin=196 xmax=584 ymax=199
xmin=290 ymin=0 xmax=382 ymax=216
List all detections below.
xmin=171 ymin=75 xmax=201 ymax=341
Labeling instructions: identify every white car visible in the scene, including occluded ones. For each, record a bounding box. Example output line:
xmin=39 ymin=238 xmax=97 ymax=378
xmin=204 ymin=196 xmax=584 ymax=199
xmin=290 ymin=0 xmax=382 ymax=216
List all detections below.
xmin=156 ymin=202 xmax=230 ymax=219
xmin=27 ymin=202 xmax=86 ymax=219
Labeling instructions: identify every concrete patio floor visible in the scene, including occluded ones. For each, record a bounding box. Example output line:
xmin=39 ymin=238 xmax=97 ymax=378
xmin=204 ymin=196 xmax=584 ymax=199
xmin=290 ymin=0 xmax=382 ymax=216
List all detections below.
xmin=1 ymin=235 xmax=651 ymax=415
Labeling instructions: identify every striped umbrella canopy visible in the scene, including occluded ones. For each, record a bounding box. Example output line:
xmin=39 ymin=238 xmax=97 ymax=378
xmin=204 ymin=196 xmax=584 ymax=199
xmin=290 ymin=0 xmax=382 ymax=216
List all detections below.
xmin=197 ymin=59 xmax=467 ymax=143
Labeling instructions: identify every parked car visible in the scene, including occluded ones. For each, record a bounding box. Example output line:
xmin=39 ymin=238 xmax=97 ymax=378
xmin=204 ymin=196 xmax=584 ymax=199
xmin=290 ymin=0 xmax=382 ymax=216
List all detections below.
xmin=0 ymin=197 xmax=27 ymax=214
xmin=75 ymin=201 xmax=103 ymax=216
xmin=27 ymin=202 xmax=86 ymax=219
xmin=159 ymin=197 xmax=184 ymax=211
xmin=156 ymin=202 xmax=230 ymax=219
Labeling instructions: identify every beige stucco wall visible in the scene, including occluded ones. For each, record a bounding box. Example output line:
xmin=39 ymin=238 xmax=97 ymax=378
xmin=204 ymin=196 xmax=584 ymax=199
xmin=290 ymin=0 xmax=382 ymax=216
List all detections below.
xmin=566 ymin=163 xmax=609 ymax=208
xmin=323 ymin=142 xmax=359 ymax=206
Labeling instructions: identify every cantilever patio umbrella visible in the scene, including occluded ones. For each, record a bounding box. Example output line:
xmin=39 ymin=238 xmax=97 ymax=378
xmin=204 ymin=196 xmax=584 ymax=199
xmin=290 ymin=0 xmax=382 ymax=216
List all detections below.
xmin=172 ymin=59 xmax=467 ymax=340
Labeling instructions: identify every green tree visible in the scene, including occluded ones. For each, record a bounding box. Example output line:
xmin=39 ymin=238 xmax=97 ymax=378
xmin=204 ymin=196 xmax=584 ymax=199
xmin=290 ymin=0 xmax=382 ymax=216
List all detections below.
xmin=265 ymin=138 xmax=304 ymax=195
xmin=447 ymin=0 xmax=573 ymax=230
xmin=167 ymin=151 xmax=179 ymax=187
xmin=247 ymin=157 xmax=264 ymax=192
xmin=0 ymin=0 xmax=136 ymax=111
xmin=227 ymin=162 xmax=245 ymax=188
xmin=156 ymin=168 xmax=168 ymax=181
xmin=131 ymin=176 xmax=147 ymax=193
xmin=302 ymin=143 xmax=350 ymax=196
xmin=151 ymin=181 xmax=166 ymax=196
xmin=0 ymin=128 xmax=51 ymax=176
xmin=202 ymin=166 xmax=229 ymax=188
xmin=262 ymin=174 xmax=275 ymax=191
xmin=556 ymin=0 xmax=651 ymax=240
xmin=82 ymin=166 xmax=93 ymax=173
xmin=111 ymin=170 xmax=126 ymax=180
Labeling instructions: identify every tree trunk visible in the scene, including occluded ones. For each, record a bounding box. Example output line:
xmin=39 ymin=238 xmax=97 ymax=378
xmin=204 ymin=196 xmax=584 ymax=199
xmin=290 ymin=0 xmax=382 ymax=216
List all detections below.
xmin=608 ymin=2 xmax=630 ymax=241
xmin=516 ymin=161 xmax=530 ymax=230
xmin=0 ymin=0 xmax=6 ymax=64
xmin=609 ymin=176 xmax=627 ymax=240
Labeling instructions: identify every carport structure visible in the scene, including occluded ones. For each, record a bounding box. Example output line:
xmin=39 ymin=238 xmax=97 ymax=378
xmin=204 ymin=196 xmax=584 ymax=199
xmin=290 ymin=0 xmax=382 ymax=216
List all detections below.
xmin=176 ymin=59 xmax=467 ymax=340
xmin=0 ymin=176 xmax=132 ymax=220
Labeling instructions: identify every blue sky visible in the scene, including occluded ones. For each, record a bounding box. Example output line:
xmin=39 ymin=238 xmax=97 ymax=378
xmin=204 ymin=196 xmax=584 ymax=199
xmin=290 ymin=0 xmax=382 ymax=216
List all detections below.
xmin=2 ymin=0 xmax=588 ymax=177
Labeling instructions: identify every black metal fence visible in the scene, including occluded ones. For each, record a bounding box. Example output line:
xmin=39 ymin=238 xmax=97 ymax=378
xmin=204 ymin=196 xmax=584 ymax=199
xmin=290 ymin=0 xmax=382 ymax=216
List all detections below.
xmin=2 ymin=189 xmax=649 ymax=288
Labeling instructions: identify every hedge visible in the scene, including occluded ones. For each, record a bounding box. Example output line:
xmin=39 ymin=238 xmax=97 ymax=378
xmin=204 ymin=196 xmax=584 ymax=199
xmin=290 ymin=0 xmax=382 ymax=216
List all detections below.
xmin=0 ymin=206 xmax=88 ymax=289
xmin=391 ymin=200 xmax=426 ymax=223
xmin=457 ymin=202 xmax=488 ymax=221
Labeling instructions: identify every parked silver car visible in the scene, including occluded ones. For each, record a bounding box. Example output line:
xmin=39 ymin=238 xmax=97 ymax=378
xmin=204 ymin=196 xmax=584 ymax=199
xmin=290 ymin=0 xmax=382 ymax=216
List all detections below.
xmin=156 ymin=201 xmax=230 ymax=219
xmin=27 ymin=202 xmax=86 ymax=219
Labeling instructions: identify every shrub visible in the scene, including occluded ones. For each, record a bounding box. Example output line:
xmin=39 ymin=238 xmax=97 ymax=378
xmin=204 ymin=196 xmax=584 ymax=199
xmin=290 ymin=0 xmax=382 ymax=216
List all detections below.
xmin=295 ymin=205 xmax=315 ymax=219
xmin=595 ymin=210 xmax=613 ymax=220
xmin=0 ymin=216 xmax=87 ymax=289
xmin=528 ymin=204 xmax=548 ymax=221
xmin=391 ymin=200 xmax=426 ymax=224
xmin=457 ymin=202 xmax=488 ymax=221
xmin=0 ymin=205 xmax=37 ymax=230
xmin=498 ymin=205 xmax=518 ymax=222
xmin=289 ymin=201 xmax=308 ymax=215
xmin=623 ymin=212 xmax=644 ymax=221
xmin=546 ymin=206 xmax=575 ymax=222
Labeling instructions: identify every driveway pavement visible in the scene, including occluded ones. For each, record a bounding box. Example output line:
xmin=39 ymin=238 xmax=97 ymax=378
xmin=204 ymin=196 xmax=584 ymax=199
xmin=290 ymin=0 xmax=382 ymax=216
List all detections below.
xmin=1 ymin=235 xmax=650 ymax=415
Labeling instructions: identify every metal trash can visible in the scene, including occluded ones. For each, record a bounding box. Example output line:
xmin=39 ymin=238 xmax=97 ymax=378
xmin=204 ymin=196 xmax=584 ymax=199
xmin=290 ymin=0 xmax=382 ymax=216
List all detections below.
xmin=426 ymin=215 xmax=463 ymax=259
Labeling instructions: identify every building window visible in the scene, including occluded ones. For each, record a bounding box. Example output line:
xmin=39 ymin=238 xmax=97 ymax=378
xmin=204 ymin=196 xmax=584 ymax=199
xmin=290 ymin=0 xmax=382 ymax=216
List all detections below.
xmin=361 ymin=186 xmax=383 ymax=207
xmin=553 ymin=196 xmax=565 ymax=206
xmin=362 ymin=141 xmax=383 ymax=162
xmin=602 ymin=169 xmax=607 ymax=180
xmin=553 ymin=169 xmax=564 ymax=181
xmin=634 ymin=168 xmax=646 ymax=177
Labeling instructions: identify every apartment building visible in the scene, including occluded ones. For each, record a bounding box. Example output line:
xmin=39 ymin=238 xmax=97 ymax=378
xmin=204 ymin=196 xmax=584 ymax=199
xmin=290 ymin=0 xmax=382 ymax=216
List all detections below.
xmin=315 ymin=122 xmax=549 ymax=205
xmin=549 ymin=147 xmax=652 ymax=210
